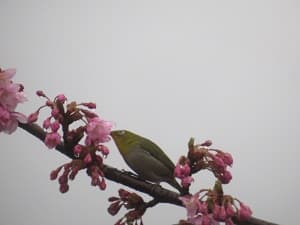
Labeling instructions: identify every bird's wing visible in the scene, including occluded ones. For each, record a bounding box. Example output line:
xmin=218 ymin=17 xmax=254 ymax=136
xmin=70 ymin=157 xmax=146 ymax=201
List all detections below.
xmin=139 ymin=137 xmax=175 ymax=172
xmin=126 ymin=147 xmax=173 ymax=182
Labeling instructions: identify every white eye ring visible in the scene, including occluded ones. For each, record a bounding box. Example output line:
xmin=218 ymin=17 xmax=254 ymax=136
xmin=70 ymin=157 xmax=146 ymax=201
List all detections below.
xmin=118 ymin=130 xmax=126 ymax=135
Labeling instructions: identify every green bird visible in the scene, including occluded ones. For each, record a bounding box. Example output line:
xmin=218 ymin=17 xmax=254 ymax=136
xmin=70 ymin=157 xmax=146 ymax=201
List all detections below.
xmin=110 ymin=130 xmax=183 ymax=193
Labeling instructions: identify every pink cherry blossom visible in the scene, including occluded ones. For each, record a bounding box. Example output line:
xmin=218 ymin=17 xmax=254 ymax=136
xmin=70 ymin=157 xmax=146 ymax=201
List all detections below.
xmin=85 ymin=117 xmax=113 ymax=145
xmin=0 ymin=68 xmax=16 ymax=81
xmin=0 ymin=81 xmax=26 ymax=111
xmin=0 ymin=69 xmax=26 ymax=112
xmin=0 ymin=68 xmax=27 ymax=134
xmin=179 ymin=192 xmax=201 ymax=218
xmin=0 ymin=105 xmax=26 ymax=134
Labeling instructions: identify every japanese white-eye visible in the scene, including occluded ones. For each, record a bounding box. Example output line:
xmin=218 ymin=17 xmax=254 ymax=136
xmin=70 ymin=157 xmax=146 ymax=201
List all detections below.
xmin=110 ymin=130 xmax=183 ymax=193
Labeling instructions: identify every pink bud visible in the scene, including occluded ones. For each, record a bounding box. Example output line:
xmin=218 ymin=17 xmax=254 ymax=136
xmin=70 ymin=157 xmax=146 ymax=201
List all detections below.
xmin=99 ymin=179 xmax=106 ymax=190
xmin=27 ymin=111 xmax=39 ymax=123
xmin=91 ymin=177 xmax=100 ymax=186
xmin=81 ymin=109 xmax=98 ymax=119
xmin=36 ymin=90 xmax=46 ymax=97
xmin=46 ymin=100 xmax=53 ymax=106
xmin=56 ymin=94 xmax=67 ymax=103
xmin=213 ymin=155 xmax=226 ymax=168
xmin=59 ymin=183 xmax=69 ymax=193
xmin=44 ymin=132 xmax=61 ymax=149
xmin=84 ymin=153 xmax=92 ymax=164
xmin=213 ymin=204 xmax=221 ymax=219
xmin=58 ymin=175 xmax=68 ymax=185
xmin=219 ymin=206 xmax=227 ymax=221
xmin=69 ymin=167 xmax=79 ymax=180
xmin=50 ymin=120 xmax=60 ymax=132
xmin=174 ymin=164 xmax=183 ymax=178
xmin=200 ymin=139 xmax=213 ymax=147
xmin=43 ymin=117 xmax=51 ymax=129
xmin=182 ymin=163 xmax=191 ymax=176
xmin=51 ymin=107 xmax=60 ymax=118
xmin=226 ymin=203 xmax=236 ymax=217
xmin=119 ymin=189 xmax=130 ymax=199
xmin=50 ymin=170 xmax=59 ymax=180
xmin=220 ymin=170 xmax=232 ymax=184
xmin=239 ymin=203 xmax=252 ymax=220
xmin=107 ymin=201 xmax=122 ymax=216
xmin=108 ymin=196 xmax=120 ymax=202
xmin=82 ymin=102 xmax=96 ymax=109
xmin=223 ymin=152 xmax=233 ymax=166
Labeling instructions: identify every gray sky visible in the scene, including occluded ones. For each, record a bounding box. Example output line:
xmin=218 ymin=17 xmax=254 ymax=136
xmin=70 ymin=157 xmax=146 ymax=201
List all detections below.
xmin=1 ymin=1 xmax=299 ymax=225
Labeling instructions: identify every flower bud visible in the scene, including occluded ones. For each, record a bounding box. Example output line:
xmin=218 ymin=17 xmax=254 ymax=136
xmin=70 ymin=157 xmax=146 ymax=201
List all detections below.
xmin=27 ymin=111 xmax=39 ymax=123
xmin=36 ymin=90 xmax=46 ymax=97
xmin=56 ymin=94 xmax=67 ymax=103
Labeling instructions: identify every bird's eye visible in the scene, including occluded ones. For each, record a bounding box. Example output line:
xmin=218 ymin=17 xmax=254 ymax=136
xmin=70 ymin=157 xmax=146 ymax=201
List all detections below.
xmin=118 ymin=130 xmax=126 ymax=135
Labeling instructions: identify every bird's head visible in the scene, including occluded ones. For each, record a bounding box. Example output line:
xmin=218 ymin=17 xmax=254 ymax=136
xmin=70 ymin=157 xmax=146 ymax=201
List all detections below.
xmin=110 ymin=130 xmax=137 ymax=155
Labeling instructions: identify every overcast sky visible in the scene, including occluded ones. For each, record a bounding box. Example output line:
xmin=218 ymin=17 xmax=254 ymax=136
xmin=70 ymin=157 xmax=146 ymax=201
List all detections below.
xmin=1 ymin=1 xmax=299 ymax=225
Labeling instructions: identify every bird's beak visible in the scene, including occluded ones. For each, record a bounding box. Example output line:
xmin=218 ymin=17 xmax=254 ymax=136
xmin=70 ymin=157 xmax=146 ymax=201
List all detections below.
xmin=110 ymin=131 xmax=115 ymax=138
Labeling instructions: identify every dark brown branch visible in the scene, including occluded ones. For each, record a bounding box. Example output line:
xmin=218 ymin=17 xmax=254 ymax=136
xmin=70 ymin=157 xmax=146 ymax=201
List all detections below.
xmin=18 ymin=122 xmax=279 ymax=225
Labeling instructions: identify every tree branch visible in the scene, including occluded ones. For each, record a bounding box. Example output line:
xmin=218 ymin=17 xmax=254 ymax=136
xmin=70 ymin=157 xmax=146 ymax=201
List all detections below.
xmin=18 ymin=122 xmax=279 ymax=225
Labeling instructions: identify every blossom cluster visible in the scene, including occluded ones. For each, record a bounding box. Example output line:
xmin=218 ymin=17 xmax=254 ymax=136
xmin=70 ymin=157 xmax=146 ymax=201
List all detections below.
xmin=0 ymin=68 xmax=27 ymax=134
xmin=28 ymin=90 xmax=113 ymax=192
xmin=179 ymin=181 xmax=252 ymax=225
xmin=108 ymin=189 xmax=145 ymax=225
xmin=175 ymin=138 xmax=252 ymax=225
xmin=174 ymin=138 xmax=233 ymax=193
xmin=188 ymin=138 xmax=233 ymax=184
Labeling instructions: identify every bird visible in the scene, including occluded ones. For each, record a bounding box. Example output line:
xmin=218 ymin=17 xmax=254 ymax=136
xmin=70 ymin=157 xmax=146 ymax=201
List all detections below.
xmin=110 ymin=129 xmax=184 ymax=193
